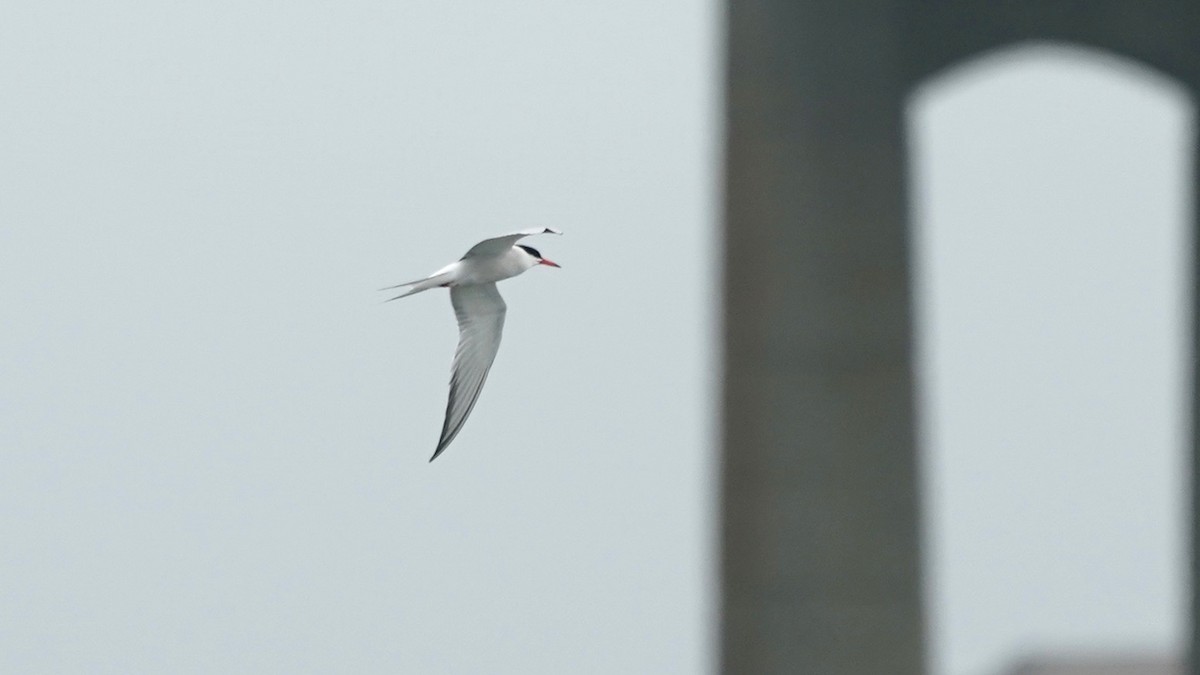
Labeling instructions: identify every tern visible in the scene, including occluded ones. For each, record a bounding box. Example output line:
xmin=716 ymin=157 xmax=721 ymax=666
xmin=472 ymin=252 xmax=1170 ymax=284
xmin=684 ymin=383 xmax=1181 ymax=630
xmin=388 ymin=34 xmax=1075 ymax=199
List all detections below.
xmin=385 ymin=227 xmax=562 ymax=461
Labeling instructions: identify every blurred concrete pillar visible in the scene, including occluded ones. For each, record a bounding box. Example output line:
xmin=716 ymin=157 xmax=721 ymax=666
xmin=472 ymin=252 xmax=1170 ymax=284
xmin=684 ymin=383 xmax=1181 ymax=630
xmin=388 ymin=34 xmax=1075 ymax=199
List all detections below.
xmin=721 ymin=2 xmax=1200 ymax=674
xmin=722 ymin=3 xmax=923 ymax=673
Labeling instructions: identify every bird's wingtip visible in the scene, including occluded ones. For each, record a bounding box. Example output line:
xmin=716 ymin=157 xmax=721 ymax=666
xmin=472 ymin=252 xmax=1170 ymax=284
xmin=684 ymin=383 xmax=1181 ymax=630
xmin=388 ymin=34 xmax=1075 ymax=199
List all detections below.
xmin=544 ymin=227 xmax=563 ymax=235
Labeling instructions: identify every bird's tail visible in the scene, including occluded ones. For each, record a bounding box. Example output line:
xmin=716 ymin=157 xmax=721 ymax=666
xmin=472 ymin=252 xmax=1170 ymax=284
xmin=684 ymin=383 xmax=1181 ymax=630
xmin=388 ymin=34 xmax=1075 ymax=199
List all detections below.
xmin=380 ymin=272 xmax=452 ymax=301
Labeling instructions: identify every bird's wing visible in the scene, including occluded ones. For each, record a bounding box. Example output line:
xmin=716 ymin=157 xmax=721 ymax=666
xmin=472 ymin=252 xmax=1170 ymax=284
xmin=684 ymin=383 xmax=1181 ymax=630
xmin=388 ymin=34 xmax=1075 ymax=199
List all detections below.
xmin=461 ymin=227 xmax=562 ymax=259
xmin=431 ymin=283 xmax=508 ymax=461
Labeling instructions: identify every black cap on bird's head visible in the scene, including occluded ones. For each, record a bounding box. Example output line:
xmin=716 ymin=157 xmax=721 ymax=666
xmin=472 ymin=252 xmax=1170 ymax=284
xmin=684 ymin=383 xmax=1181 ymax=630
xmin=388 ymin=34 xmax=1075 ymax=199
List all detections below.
xmin=517 ymin=244 xmax=561 ymax=268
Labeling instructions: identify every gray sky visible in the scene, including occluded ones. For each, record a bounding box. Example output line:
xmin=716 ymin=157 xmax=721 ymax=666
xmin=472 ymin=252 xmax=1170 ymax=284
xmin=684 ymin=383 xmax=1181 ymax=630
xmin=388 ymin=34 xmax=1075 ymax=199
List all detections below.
xmin=912 ymin=47 xmax=1190 ymax=675
xmin=0 ymin=2 xmax=716 ymax=673
xmin=0 ymin=4 xmax=1189 ymax=675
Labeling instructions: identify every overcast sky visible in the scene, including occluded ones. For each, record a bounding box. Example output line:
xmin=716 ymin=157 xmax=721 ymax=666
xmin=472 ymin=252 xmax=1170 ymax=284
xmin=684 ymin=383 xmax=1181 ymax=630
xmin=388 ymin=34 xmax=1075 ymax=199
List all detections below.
xmin=0 ymin=4 xmax=1190 ymax=675
xmin=912 ymin=46 xmax=1191 ymax=675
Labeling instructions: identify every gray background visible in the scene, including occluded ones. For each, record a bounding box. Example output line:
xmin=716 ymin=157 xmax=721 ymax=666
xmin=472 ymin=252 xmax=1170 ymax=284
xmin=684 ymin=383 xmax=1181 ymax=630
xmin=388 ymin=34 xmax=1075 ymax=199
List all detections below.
xmin=0 ymin=3 xmax=1186 ymax=674
xmin=913 ymin=47 xmax=1188 ymax=674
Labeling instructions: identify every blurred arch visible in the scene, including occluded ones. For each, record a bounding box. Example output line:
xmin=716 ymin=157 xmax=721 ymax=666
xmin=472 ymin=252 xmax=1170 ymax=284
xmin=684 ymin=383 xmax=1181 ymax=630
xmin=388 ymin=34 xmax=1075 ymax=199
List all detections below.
xmin=909 ymin=42 xmax=1194 ymax=674
xmin=722 ymin=3 xmax=1200 ymax=674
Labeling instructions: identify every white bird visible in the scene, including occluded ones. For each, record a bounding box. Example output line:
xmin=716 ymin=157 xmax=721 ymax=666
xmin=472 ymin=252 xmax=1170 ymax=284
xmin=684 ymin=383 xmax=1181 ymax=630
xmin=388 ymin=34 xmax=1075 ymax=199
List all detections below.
xmin=384 ymin=227 xmax=562 ymax=461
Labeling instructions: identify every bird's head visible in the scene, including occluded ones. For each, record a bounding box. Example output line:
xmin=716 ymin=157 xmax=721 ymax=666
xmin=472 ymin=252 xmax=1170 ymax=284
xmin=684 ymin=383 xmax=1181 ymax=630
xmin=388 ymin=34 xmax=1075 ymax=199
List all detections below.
xmin=516 ymin=244 xmax=561 ymax=269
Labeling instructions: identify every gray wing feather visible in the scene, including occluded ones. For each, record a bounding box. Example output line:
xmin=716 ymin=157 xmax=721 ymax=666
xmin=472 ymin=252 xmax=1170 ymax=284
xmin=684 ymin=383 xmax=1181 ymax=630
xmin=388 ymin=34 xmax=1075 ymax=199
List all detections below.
xmin=462 ymin=227 xmax=562 ymax=259
xmin=431 ymin=283 xmax=507 ymax=461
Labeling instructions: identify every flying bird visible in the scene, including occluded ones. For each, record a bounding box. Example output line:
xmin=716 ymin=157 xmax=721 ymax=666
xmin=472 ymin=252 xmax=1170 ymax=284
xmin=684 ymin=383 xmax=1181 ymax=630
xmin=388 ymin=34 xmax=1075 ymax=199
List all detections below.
xmin=384 ymin=227 xmax=562 ymax=461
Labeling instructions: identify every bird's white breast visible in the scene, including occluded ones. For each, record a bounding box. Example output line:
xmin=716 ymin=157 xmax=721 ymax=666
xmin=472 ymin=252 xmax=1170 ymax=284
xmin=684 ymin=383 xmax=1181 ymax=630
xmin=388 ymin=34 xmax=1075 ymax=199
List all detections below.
xmin=454 ymin=247 xmax=534 ymax=286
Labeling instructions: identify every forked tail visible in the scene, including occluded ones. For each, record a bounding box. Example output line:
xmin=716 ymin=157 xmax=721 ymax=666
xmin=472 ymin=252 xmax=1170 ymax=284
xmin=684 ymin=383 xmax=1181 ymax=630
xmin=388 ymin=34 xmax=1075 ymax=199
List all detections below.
xmin=380 ymin=272 xmax=452 ymax=301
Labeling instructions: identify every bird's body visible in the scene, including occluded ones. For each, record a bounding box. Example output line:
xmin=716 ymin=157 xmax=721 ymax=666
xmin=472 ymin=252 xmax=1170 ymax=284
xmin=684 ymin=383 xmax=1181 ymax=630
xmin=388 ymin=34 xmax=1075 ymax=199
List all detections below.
xmin=385 ymin=227 xmax=562 ymax=461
